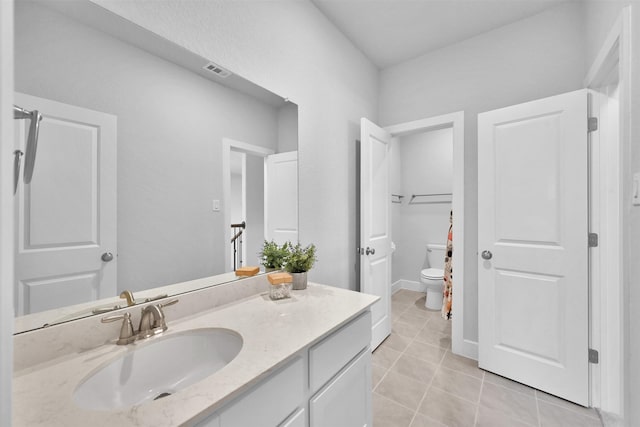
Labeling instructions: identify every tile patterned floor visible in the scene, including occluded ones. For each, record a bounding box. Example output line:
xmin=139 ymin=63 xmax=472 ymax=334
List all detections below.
xmin=372 ymin=289 xmax=603 ymax=427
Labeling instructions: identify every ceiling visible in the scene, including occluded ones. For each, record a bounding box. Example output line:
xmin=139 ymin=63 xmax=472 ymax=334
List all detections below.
xmin=311 ymin=0 xmax=570 ymax=68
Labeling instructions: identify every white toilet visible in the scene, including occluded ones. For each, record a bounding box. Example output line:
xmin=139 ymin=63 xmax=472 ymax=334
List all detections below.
xmin=420 ymin=244 xmax=446 ymax=311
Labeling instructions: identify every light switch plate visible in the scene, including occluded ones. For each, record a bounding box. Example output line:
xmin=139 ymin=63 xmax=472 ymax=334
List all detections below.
xmin=633 ymin=173 xmax=640 ymax=206
xmin=212 ymin=199 xmax=221 ymax=211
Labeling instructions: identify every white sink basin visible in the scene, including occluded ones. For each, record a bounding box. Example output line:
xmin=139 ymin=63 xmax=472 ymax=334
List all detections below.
xmin=73 ymin=328 xmax=243 ymax=410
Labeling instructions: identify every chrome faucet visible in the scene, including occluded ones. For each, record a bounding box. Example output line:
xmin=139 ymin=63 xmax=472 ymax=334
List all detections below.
xmin=138 ymin=299 xmax=179 ymax=339
xmin=102 ymin=299 xmax=179 ymax=345
xmin=119 ymin=289 xmax=169 ymax=307
xmin=138 ymin=304 xmax=166 ymax=339
xmin=119 ymin=290 xmax=136 ymax=306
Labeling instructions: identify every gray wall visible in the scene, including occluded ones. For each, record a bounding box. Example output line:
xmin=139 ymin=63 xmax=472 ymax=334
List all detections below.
xmin=89 ymin=0 xmax=380 ymax=291
xmin=278 ymin=103 xmax=299 ymax=154
xmin=379 ymin=2 xmax=586 ymax=344
xmin=14 ymin=2 xmax=280 ymax=292
xmin=245 ymin=154 xmax=265 ymax=267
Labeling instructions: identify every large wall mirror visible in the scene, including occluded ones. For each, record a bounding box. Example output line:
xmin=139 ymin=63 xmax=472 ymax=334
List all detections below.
xmin=13 ymin=0 xmax=299 ymax=333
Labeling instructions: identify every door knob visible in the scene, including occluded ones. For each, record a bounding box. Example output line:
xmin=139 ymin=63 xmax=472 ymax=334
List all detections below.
xmin=101 ymin=252 xmax=114 ymax=262
xmin=481 ymin=250 xmax=492 ymax=260
xmin=365 ymin=247 xmax=376 ymax=255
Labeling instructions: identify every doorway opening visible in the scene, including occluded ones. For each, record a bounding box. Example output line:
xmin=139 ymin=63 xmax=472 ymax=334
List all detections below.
xmin=223 ymin=139 xmax=273 ymax=272
xmin=389 ymin=126 xmax=453 ymax=302
xmin=357 ymin=112 xmax=465 ymax=353
xmin=222 ymin=138 xmax=299 ymax=272
xmin=385 ymin=113 xmax=466 ymax=355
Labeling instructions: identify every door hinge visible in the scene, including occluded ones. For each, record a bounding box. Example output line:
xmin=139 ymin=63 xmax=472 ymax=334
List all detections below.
xmin=588 ymin=117 xmax=598 ymax=132
xmin=588 ymin=233 xmax=598 ymax=247
xmin=589 ymin=348 xmax=599 ymax=364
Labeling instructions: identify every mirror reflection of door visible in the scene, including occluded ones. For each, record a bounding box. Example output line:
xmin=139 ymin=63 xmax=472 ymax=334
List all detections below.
xmin=265 ymin=151 xmax=298 ymax=245
xmin=13 ymin=93 xmax=117 ymax=316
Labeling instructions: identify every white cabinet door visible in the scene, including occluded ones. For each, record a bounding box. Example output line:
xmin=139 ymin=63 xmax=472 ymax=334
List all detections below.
xmin=14 ymin=93 xmax=117 ymax=315
xmin=360 ymin=118 xmax=392 ymax=351
xmin=309 ymin=349 xmax=372 ymax=427
xmin=265 ymin=151 xmax=298 ymax=244
xmin=478 ymin=89 xmax=589 ymax=405
xmin=279 ymin=409 xmax=305 ymax=427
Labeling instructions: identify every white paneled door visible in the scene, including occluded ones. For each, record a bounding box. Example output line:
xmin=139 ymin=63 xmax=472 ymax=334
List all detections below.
xmin=265 ymin=151 xmax=298 ymax=244
xmin=478 ymin=89 xmax=589 ymax=405
xmin=360 ymin=118 xmax=392 ymax=350
xmin=14 ymin=93 xmax=117 ymax=316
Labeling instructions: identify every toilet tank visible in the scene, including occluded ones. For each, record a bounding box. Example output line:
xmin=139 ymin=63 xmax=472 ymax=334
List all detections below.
xmin=426 ymin=243 xmax=447 ymax=268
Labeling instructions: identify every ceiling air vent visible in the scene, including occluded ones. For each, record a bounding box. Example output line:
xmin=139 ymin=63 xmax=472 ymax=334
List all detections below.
xmin=203 ymin=62 xmax=232 ymax=78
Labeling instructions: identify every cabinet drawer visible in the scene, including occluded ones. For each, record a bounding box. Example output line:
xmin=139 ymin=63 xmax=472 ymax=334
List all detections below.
xmin=218 ymin=356 xmax=304 ymax=427
xmin=309 ymin=311 xmax=371 ymax=392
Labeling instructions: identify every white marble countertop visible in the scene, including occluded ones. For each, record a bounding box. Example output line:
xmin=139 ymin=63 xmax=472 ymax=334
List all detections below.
xmin=13 ymin=283 xmax=378 ymax=427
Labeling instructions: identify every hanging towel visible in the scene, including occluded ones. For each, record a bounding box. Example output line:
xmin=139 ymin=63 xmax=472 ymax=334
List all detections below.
xmin=442 ymin=210 xmax=453 ymax=320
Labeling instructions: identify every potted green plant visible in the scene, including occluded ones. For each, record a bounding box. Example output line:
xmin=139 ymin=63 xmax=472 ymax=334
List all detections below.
xmin=284 ymin=242 xmax=317 ymax=290
xmin=259 ymin=240 xmax=289 ymax=272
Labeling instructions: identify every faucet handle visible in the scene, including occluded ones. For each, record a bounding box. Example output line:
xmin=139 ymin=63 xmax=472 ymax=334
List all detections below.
xmin=156 ymin=299 xmax=179 ymax=330
xmin=101 ymin=312 xmax=136 ymax=345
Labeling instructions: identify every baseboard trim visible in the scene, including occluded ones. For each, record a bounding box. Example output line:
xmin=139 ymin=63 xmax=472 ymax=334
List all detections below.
xmin=453 ymin=338 xmax=478 ymax=361
xmin=392 ymin=279 xmax=426 ymax=294
xmin=391 ymin=280 xmax=402 ymax=294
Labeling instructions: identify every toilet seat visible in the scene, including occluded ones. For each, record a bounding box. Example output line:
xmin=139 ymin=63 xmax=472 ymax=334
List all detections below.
xmin=420 ymin=268 xmax=444 ymax=280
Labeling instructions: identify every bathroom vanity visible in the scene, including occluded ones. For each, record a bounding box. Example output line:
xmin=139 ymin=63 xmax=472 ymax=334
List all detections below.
xmin=13 ymin=278 xmax=378 ymax=426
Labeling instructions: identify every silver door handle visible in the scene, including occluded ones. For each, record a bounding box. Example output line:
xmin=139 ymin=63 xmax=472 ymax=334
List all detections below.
xmin=481 ymin=250 xmax=492 ymax=260
xmin=101 ymin=252 xmax=114 ymax=262
xmin=365 ymin=247 xmax=375 ymax=255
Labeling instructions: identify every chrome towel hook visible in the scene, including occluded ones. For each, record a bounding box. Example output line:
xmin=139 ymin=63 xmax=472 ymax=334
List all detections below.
xmin=13 ymin=150 xmax=23 ymax=195
xmin=13 ymin=105 xmax=43 ymax=186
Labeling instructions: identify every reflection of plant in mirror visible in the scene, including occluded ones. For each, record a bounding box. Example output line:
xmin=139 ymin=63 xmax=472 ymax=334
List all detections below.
xmin=259 ymin=241 xmax=290 ymax=270
xmin=284 ymin=243 xmax=317 ymax=273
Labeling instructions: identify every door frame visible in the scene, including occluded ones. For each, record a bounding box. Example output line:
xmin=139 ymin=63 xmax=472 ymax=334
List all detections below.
xmin=583 ymin=6 xmax=630 ymax=415
xmin=0 ymin=0 xmax=14 ymax=423
xmin=222 ymin=138 xmax=274 ymax=270
xmin=384 ymin=111 xmax=468 ymax=357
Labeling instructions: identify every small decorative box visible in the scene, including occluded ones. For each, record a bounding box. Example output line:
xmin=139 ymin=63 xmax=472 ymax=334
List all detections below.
xmin=235 ymin=266 xmax=260 ymax=277
xmin=267 ymin=272 xmax=293 ymax=300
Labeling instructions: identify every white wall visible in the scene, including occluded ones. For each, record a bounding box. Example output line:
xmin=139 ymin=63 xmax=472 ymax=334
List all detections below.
xmin=379 ymin=2 xmax=586 ymax=344
xmin=0 ymin=0 xmax=13 ymax=423
xmin=585 ymin=1 xmax=640 ymax=424
xmin=88 ymin=0 xmax=379 ymax=291
xmin=14 ymin=2 xmax=280 ymax=292
xmin=278 ymin=103 xmax=299 ymax=154
xmin=245 ymin=154 xmax=265 ymax=267
xmin=391 ymin=128 xmax=452 ymax=283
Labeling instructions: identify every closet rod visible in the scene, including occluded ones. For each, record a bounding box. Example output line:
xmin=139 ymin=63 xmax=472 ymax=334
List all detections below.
xmin=409 ymin=193 xmax=452 ymax=204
